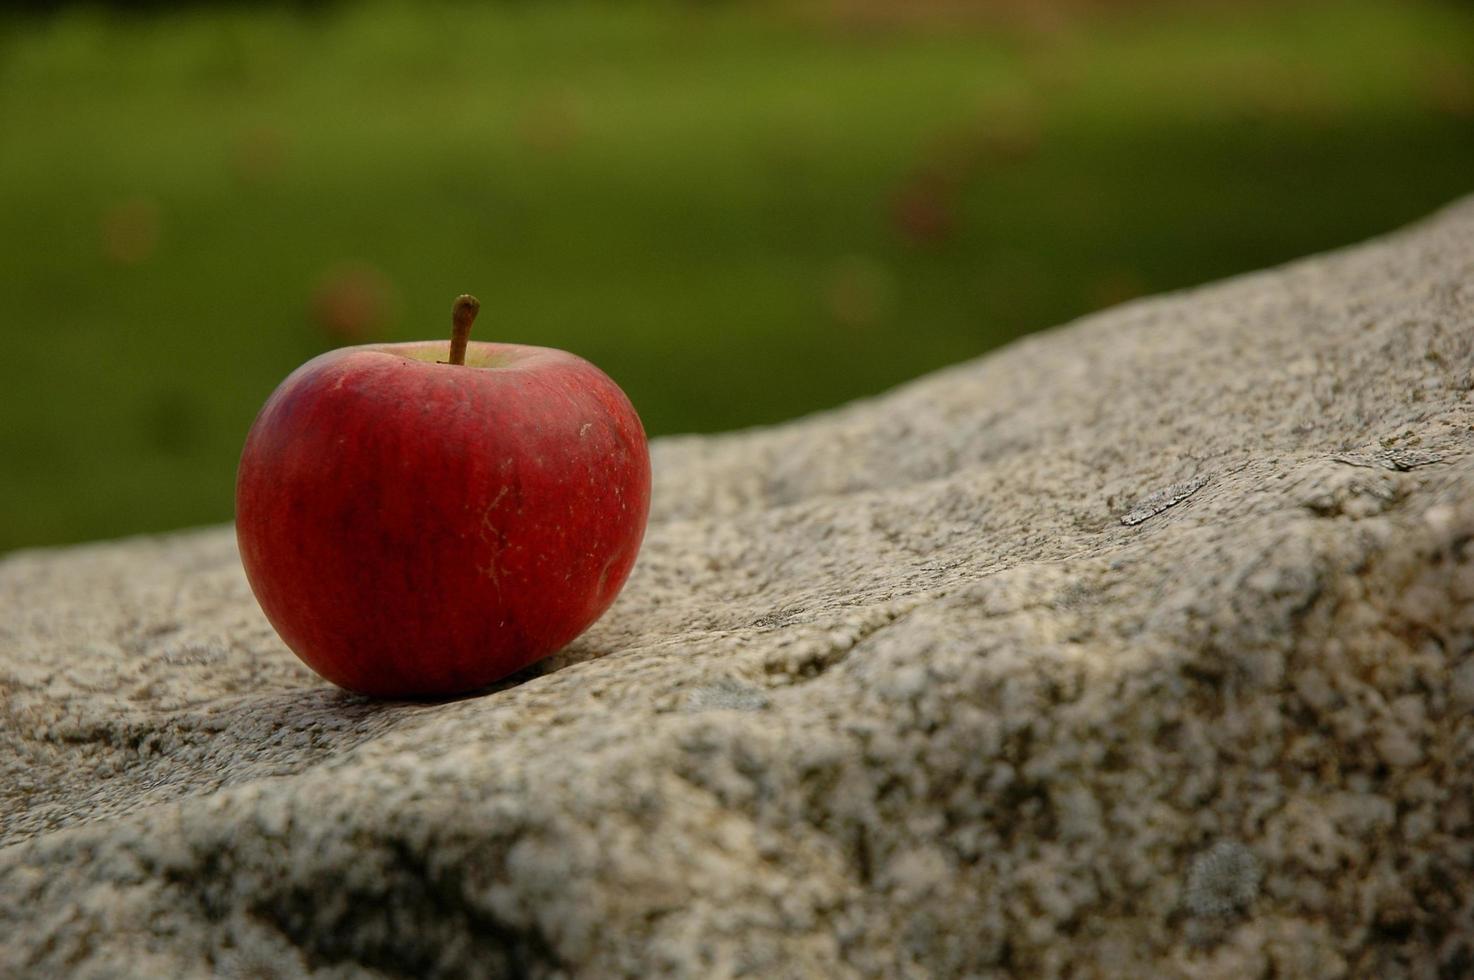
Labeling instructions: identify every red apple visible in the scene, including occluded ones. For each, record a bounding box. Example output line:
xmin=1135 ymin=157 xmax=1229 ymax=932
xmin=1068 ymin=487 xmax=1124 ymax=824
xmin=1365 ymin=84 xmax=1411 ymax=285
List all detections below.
xmin=236 ymin=295 xmax=650 ymax=698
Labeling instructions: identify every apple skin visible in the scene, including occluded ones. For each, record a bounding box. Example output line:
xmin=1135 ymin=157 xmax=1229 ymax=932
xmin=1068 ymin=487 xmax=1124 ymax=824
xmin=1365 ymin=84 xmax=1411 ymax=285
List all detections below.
xmin=235 ymin=339 xmax=651 ymax=698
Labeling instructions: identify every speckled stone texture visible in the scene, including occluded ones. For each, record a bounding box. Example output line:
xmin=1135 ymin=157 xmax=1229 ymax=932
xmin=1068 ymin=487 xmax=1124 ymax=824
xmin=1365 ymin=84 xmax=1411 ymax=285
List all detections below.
xmin=4 ymin=198 xmax=1474 ymax=979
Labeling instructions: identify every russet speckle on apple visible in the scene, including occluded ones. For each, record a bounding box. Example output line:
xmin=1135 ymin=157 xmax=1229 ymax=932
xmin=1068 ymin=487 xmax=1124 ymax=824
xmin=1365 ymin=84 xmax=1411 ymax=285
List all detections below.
xmin=235 ymin=294 xmax=652 ymax=698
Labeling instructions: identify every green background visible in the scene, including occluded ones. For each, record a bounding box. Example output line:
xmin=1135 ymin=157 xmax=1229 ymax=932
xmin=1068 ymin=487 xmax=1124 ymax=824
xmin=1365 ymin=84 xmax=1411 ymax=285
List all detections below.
xmin=3 ymin=0 xmax=1472 ymax=552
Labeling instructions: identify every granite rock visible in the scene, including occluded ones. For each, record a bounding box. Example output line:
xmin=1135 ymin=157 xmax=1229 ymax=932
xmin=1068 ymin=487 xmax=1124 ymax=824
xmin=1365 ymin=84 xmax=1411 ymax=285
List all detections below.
xmin=4 ymin=198 xmax=1474 ymax=978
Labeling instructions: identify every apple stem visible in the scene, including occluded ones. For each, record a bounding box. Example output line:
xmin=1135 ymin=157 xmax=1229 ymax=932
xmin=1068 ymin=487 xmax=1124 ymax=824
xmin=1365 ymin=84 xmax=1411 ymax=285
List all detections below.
xmin=449 ymin=294 xmax=481 ymax=366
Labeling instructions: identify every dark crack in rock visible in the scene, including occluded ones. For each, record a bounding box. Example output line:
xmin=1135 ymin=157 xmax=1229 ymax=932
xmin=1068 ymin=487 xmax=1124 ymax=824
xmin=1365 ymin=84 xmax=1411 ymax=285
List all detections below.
xmin=1120 ymin=473 xmax=1211 ymax=526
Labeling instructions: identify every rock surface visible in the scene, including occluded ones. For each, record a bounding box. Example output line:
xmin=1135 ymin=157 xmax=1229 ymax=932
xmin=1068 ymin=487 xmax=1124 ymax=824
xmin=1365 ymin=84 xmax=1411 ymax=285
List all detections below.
xmin=4 ymin=198 xmax=1474 ymax=979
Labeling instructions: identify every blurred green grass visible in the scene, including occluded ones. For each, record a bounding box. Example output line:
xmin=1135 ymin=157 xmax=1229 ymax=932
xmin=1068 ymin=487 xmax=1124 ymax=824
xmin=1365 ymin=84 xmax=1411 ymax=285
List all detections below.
xmin=1 ymin=0 xmax=1472 ymax=552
